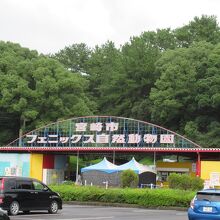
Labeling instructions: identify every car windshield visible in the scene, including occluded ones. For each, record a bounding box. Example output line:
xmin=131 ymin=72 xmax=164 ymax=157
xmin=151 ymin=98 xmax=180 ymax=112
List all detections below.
xmin=197 ymin=192 xmax=220 ymax=202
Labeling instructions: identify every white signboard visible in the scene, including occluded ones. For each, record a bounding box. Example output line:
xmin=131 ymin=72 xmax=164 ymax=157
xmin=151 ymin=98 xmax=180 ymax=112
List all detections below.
xmin=160 ymin=134 xmax=174 ymax=144
xmin=24 ymin=121 xmax=176 ymax=146
xmin=192 ymin=163 xmax=196 ymax=173
xmin=210 ymin=172 xmax=220 ymax=186
xmin=203 ymin=180 xmax=211 ymax=189
xmin=5 ymin=167 xmax=22 ymax=176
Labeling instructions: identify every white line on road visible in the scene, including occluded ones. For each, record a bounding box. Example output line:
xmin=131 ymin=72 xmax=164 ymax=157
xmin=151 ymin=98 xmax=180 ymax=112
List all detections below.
xmin=53 ymin=217 xmax=114 ymax=220
xmin=10 ymin=213 xmax=60 ymax=219
xmin=11 ymin=216 xmax=114 ymax=220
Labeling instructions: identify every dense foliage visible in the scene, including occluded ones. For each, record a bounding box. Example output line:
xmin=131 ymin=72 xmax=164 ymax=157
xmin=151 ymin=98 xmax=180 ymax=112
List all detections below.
xmin=168 ymin=173 xmax=204 ymax=191
xmin=0 ymin=42 xmax=95 ymax=144
xmin=0 ymin=15 xmax=220 ymax=147
xmin=120 ymin=170 xmax=138 ymax=188
xmin=50 ymin=185 xmax=195 ymax=208
xmin=54 ymin=15 xmax=220 ymax=147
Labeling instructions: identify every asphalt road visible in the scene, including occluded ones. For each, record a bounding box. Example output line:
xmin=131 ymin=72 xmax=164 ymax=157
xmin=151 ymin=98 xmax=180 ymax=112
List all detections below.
xmin=10 ymin=204 xmax=188 ymax=220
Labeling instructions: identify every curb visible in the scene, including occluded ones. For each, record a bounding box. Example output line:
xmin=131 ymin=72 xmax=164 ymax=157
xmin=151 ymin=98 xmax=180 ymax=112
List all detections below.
xmin=64 ymin=201 xmax=187 ymax=211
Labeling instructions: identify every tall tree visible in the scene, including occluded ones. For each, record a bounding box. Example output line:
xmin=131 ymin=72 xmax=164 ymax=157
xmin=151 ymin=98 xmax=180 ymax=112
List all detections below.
xmin=175 ymin=15 xmax=220 ymax=47
xmin=52 ymin=43 xmax=92 ymax=74
xmin=150 ymin=42 xmax=220 ymax=147
xmin=115 ymin=32 xmax=161 ymax=119
xmin=0 ymin=41 xmax=95 ymax=145
xmin=86 ymin=41 xmax=123 ymax=114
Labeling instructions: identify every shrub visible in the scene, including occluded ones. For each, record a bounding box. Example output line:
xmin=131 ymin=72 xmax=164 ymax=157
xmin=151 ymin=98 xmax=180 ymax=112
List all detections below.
xmin=120 ymin=169 xmax=138 ymax=188
xmin=168 ymin=173 xmax=204 ymax=191
xmin=190 ymin=176 xmax=204 ymax=191
xmin=61 ymin=180 xmax=75 ymax=185
xmin=50 ymin=184 xmax=195 ymax=208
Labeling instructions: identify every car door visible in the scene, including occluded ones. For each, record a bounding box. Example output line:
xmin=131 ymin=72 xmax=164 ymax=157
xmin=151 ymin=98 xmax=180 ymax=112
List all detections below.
xmin=16 ymin=180 xmax=35 ymax=210
xmin=32 ymin=180 xmax=51 ymax=209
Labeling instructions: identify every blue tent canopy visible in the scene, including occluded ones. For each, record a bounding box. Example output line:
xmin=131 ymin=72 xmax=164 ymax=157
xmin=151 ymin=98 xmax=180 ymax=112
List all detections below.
xmin=117 ymin=157 xmax=154 ymax=174
xmin=81 ymin=157 xmax=119 ymax=173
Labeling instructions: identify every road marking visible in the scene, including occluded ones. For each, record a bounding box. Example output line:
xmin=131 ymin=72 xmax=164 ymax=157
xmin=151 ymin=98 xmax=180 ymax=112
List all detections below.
xmin=11 ymin=216 xmax=114 ymax=220
xmin=57 ymin=217 xmax=114 ymax=220
xmin=176 ymin=212 xmax=186 ymax=216
xmin=10 ymin=213 xmax=60 ymax=219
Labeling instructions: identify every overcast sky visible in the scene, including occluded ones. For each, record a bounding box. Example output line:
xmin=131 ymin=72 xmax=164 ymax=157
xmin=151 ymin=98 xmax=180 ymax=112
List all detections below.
xmin=1 ymin=0 xmax=220 ymax=54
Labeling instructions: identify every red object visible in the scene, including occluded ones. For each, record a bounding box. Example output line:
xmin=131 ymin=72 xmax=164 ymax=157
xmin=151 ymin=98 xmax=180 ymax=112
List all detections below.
xmin=2 ymin=147 xmax=220 ymax=153
xmin=0 ymin=178 xmax=4 ymax=190
xmin=196 ymin=152 xmax=201 ymax=177
xmin=43 ymin=154 xmax=54 ymax=169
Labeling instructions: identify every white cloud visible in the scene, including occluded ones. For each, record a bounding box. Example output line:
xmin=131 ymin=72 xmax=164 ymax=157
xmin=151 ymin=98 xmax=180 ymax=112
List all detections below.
xmin=0 ymin=0 xmax=219 ymax=53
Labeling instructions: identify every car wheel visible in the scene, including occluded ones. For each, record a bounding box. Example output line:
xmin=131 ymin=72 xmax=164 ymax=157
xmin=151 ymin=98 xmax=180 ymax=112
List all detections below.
xmin=9 ymin=201 xmax=20 ymax=215
xmin=48 ymin=200 xmax=58 ymax=214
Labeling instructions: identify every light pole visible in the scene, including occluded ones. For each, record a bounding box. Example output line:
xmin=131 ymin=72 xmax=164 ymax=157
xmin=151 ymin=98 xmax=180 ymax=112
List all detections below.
xmin=76 ymin=151 xmax=79 ymax=182
xmin=19 ymin=117 xmax=26 ymax=147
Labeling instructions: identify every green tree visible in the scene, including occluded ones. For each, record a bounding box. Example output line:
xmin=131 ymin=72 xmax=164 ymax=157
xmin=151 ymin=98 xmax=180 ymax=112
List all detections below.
xmin=52 ymin=43 xmax=92 ymax=74
xmin=0 ymin=41 xmax=95 ymax=145
xmin=168 ymin=173 xmax=204 ymax=191
xmin=121 ymin=169 xmax=138 ymax=188
xmin=86 ymin=41 xmax=124 ymax=114
xmin=115 ymin=32 xmax=161 ymax=119
xmin=175 ymin=15 xmax=220 ymax=47
xmin=150 ymin=41 xmax=220 ymax=147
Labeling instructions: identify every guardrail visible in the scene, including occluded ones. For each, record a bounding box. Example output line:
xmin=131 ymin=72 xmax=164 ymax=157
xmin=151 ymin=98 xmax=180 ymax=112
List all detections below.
xmin=140 ymin=183 xmax=162 ymax=189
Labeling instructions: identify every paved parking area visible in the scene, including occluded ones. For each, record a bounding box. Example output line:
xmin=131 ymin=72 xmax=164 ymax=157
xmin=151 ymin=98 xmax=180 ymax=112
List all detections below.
xmin=10 ymin=204 xmax=188 ymax=220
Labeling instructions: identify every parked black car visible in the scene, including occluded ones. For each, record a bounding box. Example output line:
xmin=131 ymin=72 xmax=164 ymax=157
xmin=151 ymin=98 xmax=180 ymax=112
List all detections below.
xmin=0 ymin=176 xmax=62 ymax=215
xmin=0 ymin=208 xmax=10 ymax=220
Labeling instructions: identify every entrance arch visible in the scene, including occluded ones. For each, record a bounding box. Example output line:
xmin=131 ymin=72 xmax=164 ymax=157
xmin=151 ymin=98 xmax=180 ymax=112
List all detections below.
xmin=5 ymin=116 xmax=202 ymax=151
xmin=2 ymin=116 xmax=220 ymax=182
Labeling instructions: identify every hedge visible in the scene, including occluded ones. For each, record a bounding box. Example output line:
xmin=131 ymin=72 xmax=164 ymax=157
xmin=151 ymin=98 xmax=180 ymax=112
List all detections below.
xmin=50 ymin=185 xmax=195 ymax=208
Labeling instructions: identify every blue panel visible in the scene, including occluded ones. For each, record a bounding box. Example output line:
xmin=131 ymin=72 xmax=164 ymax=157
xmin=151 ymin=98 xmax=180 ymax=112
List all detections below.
xmin=54 ymin=155 xmax=67 ymax=169
xmin=22 ymin=162 xmax=30 ymax=177
xmin=0 ymin=153 xmax=31 ymax=177
xmin=0 ymin=162 xmax=10 ymax=175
